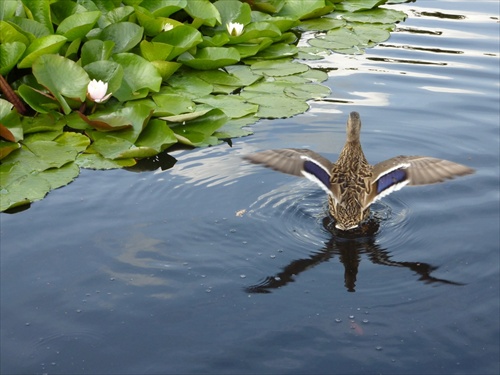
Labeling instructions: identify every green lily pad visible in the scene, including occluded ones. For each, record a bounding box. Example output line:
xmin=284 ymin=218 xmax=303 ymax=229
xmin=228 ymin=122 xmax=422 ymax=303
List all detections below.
xmin=232 ymin=43 xmax=262 ymax=59
xmin=152 ymin=94 xmax=195 ymax=116
xmin=21 ymin=112 xmax=65 ymax=134
xmin=247 ymin=94 xmax=309 ymax=119
xmin=255 ymin=43 xmax=298 ymax=59
xmin=76 ymin=153 xmax=136 ymax=170
xmin=308 ymin=27 xmax=363 ymax=51
xmin=56 ymin=11 xmax=101 ymax=41
xmin=283 ymin=83 xmax=331 ymax=100
xmin=297 ymin=46 xmax=331 ymax=60
xmin=213 ymin=0 xmax=252 ymax=28
xmin=102 ymin=6 xmax=136 ymax=27
xmin=341 ymin=8 xmax=407 ymax=24
xmin=0 ymin=41 xmax=26 ymax=75
xmin=213 ymin=115 xmax=257 ymax=139
xmin=81 ymin=39 xmax=115 ymax=66
xmin=100 ymin=22 xmax=144 ymax=53
xmin=170 ymin=108 xmax=228 ymax=147
xmin=335 ymin=0 xmax=386 ymax=12
xmin=22 ymin=0 xmax=54 ymax=33
xmin=82 ymin=103 xmax=152 ymax=143
xmin=152 ymin=25 xmax=203 ymax=60
xmin=178 ymin=47 xmax=240 ymax=70
xmin=227 ymin=22 xmax=282 ymax=44
xmin=83 ymin=60 xmax=124 ymax=96
xmin=135 ymin=119 xmax=177 ymax=152
xmin=250 ymin=60 xmax=309 ymax=77
xmin=0 ymin=20 xmax=30 ymax=45
xmin=161 ymin=109 xmax=212 ymax=123
xmin=134 ymin=5 xmax=184 ymax=36
xmin=151 ymin=61 xmax=182 ymax=82
xmin=0 ymin=128 xmax=92 ymax=211
xmin=277 ymin=0 xmax=334 ymax=20
xmin=199 ymin=33 xmax=230 ymax=48
xmin=185 ymin=0 xmax=221 ymax=27
xmin=9 ymin=16 xmax=51 ymax=40
xmin=140 ymin=0 xmax=187 ymax=17
xmin=298 ymin=17 xmax=346 ymax=31
xmin=195 ymin=95 xmax=258 ymax=119
xmin=139 ymin=40 xmax=174 ymax=61
xmin=17 ymin=34 xmax=67 ymax=69
xmin=167 ymin=74 xmax=213 ymax=99
xmin=32 ymin=54 xmax=90 ymax=114
xmin=111 ymin=53 xmax=162 ymax=101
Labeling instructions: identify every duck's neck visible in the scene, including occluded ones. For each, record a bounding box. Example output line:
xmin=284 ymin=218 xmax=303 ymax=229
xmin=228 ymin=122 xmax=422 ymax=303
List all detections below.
xmin=337 ymin=140 xmax=369 ymax=168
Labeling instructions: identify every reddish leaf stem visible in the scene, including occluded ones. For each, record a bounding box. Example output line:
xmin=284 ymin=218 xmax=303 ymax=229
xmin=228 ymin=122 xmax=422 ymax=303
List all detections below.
xmin=0 ymin=75 xmax=28 ymax=115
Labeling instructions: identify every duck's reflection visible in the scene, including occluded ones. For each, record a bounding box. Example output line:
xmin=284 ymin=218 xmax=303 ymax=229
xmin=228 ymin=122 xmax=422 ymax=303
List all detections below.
xmin=246 ymin=217 xmax=464 ymax=293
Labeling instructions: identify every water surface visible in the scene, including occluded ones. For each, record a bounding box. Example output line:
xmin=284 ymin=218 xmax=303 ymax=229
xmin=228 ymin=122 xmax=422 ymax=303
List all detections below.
xmin=1 ymin=1 xmax=499 ymax=374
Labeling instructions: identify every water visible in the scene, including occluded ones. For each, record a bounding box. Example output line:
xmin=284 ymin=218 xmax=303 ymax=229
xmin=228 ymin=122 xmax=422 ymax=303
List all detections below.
xmin=1 ymin=1 xmax=499 ymax=374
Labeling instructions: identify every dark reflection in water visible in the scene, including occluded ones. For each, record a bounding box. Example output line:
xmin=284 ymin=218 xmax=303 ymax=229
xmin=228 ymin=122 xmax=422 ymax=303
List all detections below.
xmin=246 ymin=216 xmax=464 ymax=294
xmin=378 ymin=44 xmax=463 ymax=55
xmin=365 ymin=57 xmax=447 ymax=66
xmin=418 ymin=11 xmax=466 ymax=20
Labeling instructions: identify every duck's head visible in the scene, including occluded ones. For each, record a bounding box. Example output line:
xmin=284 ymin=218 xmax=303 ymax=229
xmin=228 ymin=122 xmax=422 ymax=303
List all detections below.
xmin=346 ymin=111 xmax=362 ymax=142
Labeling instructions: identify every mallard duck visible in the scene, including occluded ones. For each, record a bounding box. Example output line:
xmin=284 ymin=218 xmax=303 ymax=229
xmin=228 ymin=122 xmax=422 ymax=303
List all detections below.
xmin=244 ymin=112 xmax=474 ymax=231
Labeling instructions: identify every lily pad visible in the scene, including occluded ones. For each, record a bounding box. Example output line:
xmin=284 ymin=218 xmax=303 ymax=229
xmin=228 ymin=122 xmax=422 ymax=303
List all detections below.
xmin=250 ymin=60 xmax=309 ymax=77
xmin=0 ymin=20 xmax=30 ymax=45
xmin=152 ymin=94 xmax=195 ymax=116
xmin=76 ymin=153 xmax=136 ymax=169
xmin=0 ymin=41 xmax=26 ymax=75
xmin=213 ymin=115 xmax=257 ymax=139
xmin=81 ymin=39 xmax=115 ymax=66
xmin=170 ymin=108 xmax=228 ymax=147
xmin=56 ymin=11 xmax=101 ymax=41
xmin=111 ymin=53 xmax=162 ymax=101
xmin=152 ymin=25 xmax=203 ymax=60
xmin=277 ymin=0 xmax=334 ymax=20
xmin=213 ymin=0 xmax=252 ymax=28
xmin=100 ymin=22 xmax=144 ymax=53
xmin=185 ymin=0 xmax=221 ymax=27
xmin=32 ymin=54 xmax=90 ymax=114
xmin=178 ymin=47 xmax=240 ymax=70
xmin=17 ymin=34 xmax=67 ymax=69
xmin=195 ymin=95 xmax=259 ymax=119
xmin=247 ymin=95 xmax=309 ymax=119
xmin=335 ymin=0 xmax=386 ymax=12
xmin=341 ymin=8 xmax=407 ymax=24
xmin=0 ymin=131 xmax=90 ymax=211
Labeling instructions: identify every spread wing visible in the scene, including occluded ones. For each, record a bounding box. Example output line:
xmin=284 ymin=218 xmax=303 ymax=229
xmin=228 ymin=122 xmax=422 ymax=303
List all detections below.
xmin=367 ymin=155 xmax=475 ymax=206
xmin=243 ymin=148 xmax=334 ymax=194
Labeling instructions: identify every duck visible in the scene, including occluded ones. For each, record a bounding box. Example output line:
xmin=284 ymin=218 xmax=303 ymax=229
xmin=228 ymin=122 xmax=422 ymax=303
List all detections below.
xmin=244 ymin=112 xmax=474 ymax=231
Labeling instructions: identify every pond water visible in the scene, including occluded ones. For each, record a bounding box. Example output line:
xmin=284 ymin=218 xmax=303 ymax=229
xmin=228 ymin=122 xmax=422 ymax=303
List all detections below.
xmin=1 ymin=1 xmax=499 ymax=374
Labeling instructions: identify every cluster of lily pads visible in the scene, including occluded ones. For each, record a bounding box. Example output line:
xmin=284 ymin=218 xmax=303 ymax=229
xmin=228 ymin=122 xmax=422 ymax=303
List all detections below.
xmin=0 ymin=0 xmax=408 ymax=211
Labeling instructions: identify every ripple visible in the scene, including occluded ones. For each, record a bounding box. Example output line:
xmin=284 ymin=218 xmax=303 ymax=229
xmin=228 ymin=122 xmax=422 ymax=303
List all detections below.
xmin=246 ymin=180 xmax=328 ymax=248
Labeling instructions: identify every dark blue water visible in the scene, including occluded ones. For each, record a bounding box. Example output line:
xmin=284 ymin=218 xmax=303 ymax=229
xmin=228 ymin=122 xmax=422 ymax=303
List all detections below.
xmin=1 ymin=1 xmax=499 ymax=374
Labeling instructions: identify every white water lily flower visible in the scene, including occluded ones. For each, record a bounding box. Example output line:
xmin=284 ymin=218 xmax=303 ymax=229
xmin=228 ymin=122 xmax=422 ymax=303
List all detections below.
xmin=226 ymin=22 xmax=244 ymax=37
xmin=162 ymin=22 xmax=174 ymax=32
xmin=87 ymin=79 xmax=112 ymax=103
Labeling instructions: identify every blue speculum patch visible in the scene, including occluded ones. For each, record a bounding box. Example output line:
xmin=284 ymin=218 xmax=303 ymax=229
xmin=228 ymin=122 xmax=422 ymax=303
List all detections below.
xmin=376 ymin=169 xmax=407 ymax=194
xmin=303 ymin=160 xmax=331 ymax=188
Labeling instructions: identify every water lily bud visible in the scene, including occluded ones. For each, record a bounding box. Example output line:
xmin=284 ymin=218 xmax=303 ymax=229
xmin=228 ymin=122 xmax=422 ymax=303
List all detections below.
xmin=226 ymin=22 xmax=244 ymax=37
xmin=87 ymin=79 xmax=112 ymax=103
